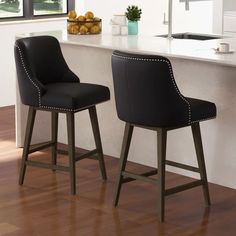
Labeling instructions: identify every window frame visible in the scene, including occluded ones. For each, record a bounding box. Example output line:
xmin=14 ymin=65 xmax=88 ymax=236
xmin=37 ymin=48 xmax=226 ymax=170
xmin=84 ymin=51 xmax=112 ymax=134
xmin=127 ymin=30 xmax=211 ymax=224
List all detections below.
xmin=0 ymin=0 xmax=75 ymax=21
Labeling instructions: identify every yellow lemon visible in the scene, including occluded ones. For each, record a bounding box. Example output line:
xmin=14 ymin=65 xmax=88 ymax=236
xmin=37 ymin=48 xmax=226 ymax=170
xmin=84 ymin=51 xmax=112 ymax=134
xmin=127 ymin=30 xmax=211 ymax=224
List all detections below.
xmin=68 ymin=10 xmax=77 ymax=19
xmin=93 ymin=17 xmax=100 ymax=21
xmin=90 ymin=25 xmax=101 ymax=34
xmin=77 ymin=15 xmax=86 ymax=22
xmin=79 ymin=25 xmax=88 ymax=35
xmin=93 ymin=17 xmax=101 ymax=26
xmin=85 ymin=11 xmax=94 ymax=19
xmin=84 ymin=19 xmax=94 ymax=29
xmin=68 ymin=24 xmax=79 ymax=34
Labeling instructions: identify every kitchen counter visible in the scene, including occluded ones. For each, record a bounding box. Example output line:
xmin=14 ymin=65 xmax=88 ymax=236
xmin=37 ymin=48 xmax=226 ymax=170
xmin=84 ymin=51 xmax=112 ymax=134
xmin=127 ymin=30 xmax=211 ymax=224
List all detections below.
xmin=16 ymin=30 xmax=236 ymax=189
xmin=19 ymin=30 xmax=236 ymax=67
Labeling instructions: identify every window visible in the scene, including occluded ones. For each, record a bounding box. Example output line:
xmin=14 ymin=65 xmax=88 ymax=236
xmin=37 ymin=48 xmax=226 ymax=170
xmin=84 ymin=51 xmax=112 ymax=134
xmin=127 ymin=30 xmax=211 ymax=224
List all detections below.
xmin=0 ymin=1 xmax=23 ymax=18
xmin=33 ymin=0 xmax=67 ymax=16
xmin=0 ymin=0 xmax=74 ymax=20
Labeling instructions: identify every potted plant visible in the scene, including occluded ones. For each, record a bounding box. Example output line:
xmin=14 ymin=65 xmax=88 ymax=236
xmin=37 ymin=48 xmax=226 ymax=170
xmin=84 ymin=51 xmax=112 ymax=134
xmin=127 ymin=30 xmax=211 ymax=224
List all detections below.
xmin=125 ymin=5 xmax=142 ymax=35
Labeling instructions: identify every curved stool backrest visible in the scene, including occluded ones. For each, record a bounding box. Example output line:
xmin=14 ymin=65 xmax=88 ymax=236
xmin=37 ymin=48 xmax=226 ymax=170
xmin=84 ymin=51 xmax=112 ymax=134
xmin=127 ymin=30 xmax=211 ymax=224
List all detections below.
xmin=14 ymin=36 xmax=79 ymax=107
xmin=111 ymin=50 xmax=190 ymax=127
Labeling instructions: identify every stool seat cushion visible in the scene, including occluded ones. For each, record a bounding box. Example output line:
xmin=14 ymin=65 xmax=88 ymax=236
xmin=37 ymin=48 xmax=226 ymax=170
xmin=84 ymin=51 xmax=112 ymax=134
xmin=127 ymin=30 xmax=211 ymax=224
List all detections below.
xmin=41 ymin=82 xmax=110 ymax=112
xmin=186 ymin=97 xmax=216 ymax=124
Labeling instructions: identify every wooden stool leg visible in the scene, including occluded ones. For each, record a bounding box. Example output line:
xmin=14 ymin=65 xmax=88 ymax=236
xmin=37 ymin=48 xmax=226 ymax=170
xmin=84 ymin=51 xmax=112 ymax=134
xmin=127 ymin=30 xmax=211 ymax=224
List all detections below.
xmin=51 ymin=112 xmax=58 ymax=169
xmin=157 ymin=128 xmax=167 ymax=222
xmin=89 ymin=106 xmax=107 ymax=180
xmin=19 ymin=107 xmax=36 ymax=185
xmin=191 ymin=122 xmax=211 ymax=206
xmin=113 ymin=123 xmax=133 ymax=207
xmin=66 ymin=112 xmax=76 ymax=195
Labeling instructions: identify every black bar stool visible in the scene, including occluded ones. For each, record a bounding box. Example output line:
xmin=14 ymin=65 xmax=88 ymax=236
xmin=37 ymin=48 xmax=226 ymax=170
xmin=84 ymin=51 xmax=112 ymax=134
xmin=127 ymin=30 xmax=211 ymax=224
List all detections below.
xmin=111 ymin=51 xmax=216 ymax=221
xmin=14 ymin=36 xmax=110 ymax=194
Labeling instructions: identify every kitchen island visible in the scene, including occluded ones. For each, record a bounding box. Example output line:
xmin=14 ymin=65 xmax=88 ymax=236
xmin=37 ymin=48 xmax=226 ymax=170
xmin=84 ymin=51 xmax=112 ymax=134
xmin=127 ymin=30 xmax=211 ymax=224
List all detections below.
xmin=16 ymin=30 xmax=236 ymax=189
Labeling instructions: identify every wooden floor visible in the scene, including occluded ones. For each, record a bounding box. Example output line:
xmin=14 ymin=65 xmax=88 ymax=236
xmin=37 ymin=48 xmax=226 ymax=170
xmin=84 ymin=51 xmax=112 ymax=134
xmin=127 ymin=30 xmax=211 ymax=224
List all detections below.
xmin=1 ymin=106 xmax=236 ymax=236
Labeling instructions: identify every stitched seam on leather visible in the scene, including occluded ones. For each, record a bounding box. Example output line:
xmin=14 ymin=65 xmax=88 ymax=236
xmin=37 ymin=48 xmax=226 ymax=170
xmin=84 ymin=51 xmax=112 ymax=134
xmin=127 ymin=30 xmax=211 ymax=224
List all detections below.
xmin=112 ymin=54 xmax=192 ymax=124
xmin=15 ymin=44 xmax=41 ymax=106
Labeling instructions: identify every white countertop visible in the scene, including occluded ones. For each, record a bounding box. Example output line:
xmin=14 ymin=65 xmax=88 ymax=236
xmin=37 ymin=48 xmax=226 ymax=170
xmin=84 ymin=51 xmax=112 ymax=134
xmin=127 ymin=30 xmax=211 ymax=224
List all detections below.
xmin=17 ymin=30 xmax=236 ymax=67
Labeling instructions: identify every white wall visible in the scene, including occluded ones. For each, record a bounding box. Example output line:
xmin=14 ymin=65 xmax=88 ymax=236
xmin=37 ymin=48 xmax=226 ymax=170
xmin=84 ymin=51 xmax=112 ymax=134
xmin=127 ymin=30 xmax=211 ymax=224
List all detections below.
xmin=84 ymin=0 xmax=213 ymax=35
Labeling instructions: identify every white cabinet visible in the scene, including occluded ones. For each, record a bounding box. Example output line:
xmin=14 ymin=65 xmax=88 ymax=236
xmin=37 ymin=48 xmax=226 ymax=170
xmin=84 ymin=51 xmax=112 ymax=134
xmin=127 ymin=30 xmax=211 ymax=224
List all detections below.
xmin=213 ymin=0 xmax=236 ymax=36
xmin=224 ymin=12 xmax=236 ymax=36
xmin=212 ymin=0 xmax=223 ymax=34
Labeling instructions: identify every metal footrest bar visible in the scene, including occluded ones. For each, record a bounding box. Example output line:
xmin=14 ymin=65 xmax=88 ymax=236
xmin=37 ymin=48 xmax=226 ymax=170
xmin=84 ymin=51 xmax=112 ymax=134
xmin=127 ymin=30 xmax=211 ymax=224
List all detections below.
xmin=166 ymin=160 xmax=200 ymax=173
xmin=75 ymin=149 xmax=98 ymax=162
xmin=57 ymin=149 xmax=69 ymax=155
xmin=165 ymin=180 xmax=203 ymax=196
xmin=26 ymin=160 xmax=70 ymax=172
xmin=122 ymin=169 xmax=158 ymax=184
xmin=57 ymin=148 xmax=98 ymax=162
xmin=28 ymin=141 xmax=55 ymax=154
xmin=122 ymin=170 xmax=158 ymax=184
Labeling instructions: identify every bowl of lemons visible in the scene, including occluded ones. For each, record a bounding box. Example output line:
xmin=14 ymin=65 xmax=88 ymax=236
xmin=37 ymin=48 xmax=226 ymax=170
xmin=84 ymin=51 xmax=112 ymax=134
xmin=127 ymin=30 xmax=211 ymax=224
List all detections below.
xmin=67 ymin=10 xmax=102 ymax=35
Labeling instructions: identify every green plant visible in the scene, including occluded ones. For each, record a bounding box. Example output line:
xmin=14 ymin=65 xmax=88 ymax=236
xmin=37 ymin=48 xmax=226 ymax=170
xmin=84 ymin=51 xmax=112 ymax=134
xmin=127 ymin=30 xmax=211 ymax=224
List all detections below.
xmin=125 ymin=5 xmax=142 ymax=22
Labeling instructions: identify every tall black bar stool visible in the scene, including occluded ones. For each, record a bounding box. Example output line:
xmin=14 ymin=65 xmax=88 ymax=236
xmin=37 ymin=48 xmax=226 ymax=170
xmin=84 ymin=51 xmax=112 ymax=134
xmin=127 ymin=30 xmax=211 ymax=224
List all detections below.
xmin=14 ymin=36 xmax=110 ymax=194
xmin=111 ymin=51 xmax=216 ymax=221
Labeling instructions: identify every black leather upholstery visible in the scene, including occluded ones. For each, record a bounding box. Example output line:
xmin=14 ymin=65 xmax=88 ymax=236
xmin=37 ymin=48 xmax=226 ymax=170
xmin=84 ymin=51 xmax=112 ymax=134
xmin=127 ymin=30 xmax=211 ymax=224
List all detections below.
xmin=15 ymin=36 xmax=110 ymax=111
xmin=41 ymin=82 xmax=110 ymax=111
xmin=15 ymin=36 xmax=109 ymax=195
xmin=111 ymin=51 xmax=216 ymax=128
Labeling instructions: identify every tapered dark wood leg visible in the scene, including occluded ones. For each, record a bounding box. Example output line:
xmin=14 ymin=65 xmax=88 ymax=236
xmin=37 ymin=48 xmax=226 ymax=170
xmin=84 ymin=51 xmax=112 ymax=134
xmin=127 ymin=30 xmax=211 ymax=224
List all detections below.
xmin=191 ymin=122 xmax=211 ymax=206
xmin=19 ymin=107 xmax=36 ymax=185
xmin=66 ymin=112 xmax=76 ymax=195
xmin=113 ymin=123 xmax=133 ymax=207
xmin=89 ymin=106 xmax=107 ymax=180
xmin=51 ymin=112 xmax=58 ymax=170
xmin=157 ymin=128 xmax=167 ymax=222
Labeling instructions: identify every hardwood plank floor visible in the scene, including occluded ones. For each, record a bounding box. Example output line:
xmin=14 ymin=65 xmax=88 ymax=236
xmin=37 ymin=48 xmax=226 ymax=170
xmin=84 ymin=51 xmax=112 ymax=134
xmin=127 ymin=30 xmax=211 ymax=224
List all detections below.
xmin=1 ymin=106 xmax=236 ymax=235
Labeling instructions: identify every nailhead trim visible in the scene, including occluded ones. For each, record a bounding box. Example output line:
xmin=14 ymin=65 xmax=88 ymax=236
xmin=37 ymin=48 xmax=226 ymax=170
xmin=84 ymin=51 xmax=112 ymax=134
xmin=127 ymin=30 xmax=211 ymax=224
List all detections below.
xmin=15 ymin=44 xmax=42 ymax=107
xmin=40 ymin=102 xmax=99 ymax=113
xmin=41 ymin=106 xmax=74 ymax=112
xmin=190 ymin=116 xmax=216 ymax=124
xmin=112 ymin=54 xmax=192 ymax=124
xmin=40 ymin=105 xmax=80 ymax=112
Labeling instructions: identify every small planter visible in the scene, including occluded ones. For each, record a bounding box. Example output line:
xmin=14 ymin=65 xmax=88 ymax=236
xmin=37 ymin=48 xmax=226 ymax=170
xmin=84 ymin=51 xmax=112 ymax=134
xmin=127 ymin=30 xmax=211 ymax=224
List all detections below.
xmin=125 ymin=5 xmax=142 ymax=36
xmin=128 ymin=21 xmax=138 ymax=35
